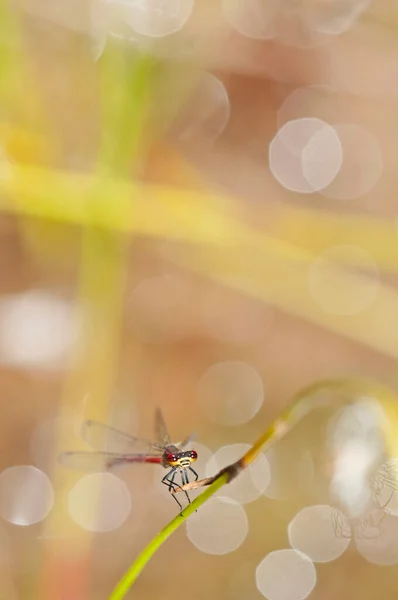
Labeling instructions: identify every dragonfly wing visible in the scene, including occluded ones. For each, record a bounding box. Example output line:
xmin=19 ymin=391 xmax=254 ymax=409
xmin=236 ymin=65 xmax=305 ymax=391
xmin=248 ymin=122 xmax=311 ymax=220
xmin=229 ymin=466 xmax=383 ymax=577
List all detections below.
xmin=80 ymin=420 xmax=164 ymax=454
xmin=178 ymin=433 xmax=196 ymax=449
xmin=59 ymin=451 xmax=162 ymax=472
xmin=59 ymin=451 xmax=125 ymax=472
xmin=154 ymin=408 xmax=171 ymax=446
xmin=331 ymin=508 xmax=351 ymax=539
xmin=373 ymin=458 xmax=398 ymax=496
xmin=357 ymin=509 xmax=385 ymax=539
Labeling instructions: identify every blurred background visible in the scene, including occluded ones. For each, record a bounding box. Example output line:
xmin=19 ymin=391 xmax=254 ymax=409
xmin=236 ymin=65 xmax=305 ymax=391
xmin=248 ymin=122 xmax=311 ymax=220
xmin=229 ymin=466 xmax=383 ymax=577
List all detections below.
xmin=2 ymin=0 xmax=398 ymax=599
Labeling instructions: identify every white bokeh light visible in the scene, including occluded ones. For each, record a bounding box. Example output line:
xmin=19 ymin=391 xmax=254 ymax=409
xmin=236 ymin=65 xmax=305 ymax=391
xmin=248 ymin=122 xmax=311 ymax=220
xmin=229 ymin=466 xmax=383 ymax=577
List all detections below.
xmin=197 ymin=361 xmax=264 ymax=426
xmin=356 ymin=513 xmax=398 ymax=565
xmin=186 ymin=496 xmax=248 ymax=555
xmin=275 ymin=9 xmax=331 ymax=49
xmin=301 ymin=125 xmax=343 ymax=191
xmin=222 ymin=0 xmax=277 ymax=40
xmin=261 ymin=447 xmax=286 ymax=500
xmin=306 ymin=0 xmax=372 ymax=35
xmin=288 ymin=505 xmax=350 ymax=562
xmin=206 ymin=444 xmax=270 ymax=504
xmin=327 ymin=397 xmax=386 ymax=455
xmin=174 ymin=73 xmax=230 ymax=143
xmin=222 ymin=0 xmax=333 ymax=48
xmin=68 ymin=473 xmax=131 ymax=532
xmin=107 ymin=0 xmax=195 ymax=38
xmin=0 ymin=466 xmax=54 ymax=526
xmin=263 ymin=447 xmax=315 ymax=501
xmin=319 ymin=125 xmax=383 ymax=200
xmin=269 ymin=118 xmax=342 ymax=194
xmin=0 ymin=291 xmax=77 ymax=370
xmin=277 ymin=85 xmax=337 ymax=131
xmin=276 ymin=117 xmax=324 ymax=158
xmin=325 ymin=399 xmax=389 ymax=541
xmin=330 ymin=442 xmax=375 ymax=519
xmin=89 ymin=0 xmax=147 ymax=53
xmin=308 ymin=245 xmax=379 ymax=315
xmin=256 ymin=549 xmax=317 ymax=600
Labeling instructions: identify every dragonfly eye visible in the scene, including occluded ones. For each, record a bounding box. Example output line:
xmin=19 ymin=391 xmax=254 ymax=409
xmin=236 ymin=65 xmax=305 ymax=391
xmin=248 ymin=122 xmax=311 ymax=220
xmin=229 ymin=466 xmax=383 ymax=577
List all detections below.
xmin=167 ymin=453 xmax=177 ymax=463
xmin=190 ymin=450 xmax=198 ymax=461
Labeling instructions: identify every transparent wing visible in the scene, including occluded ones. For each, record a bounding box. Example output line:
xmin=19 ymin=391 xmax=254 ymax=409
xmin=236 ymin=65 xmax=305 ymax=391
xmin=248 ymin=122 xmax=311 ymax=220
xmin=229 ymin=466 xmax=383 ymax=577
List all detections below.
xmin=80 ymin=420 xmax=164 ymax=454
xmin=331 ymin=508 xmax=351 ymax=539
xmin=178 ymin=433 xmax=196 ymax=449
xmin=59 ymin=451 xmax=162 ymax=472
xmin=372 ymin=458 xmax=398 ymax=496
xmin=154 ymin=408 xmax=171 ymax=446
xmin=356 ymin=508 xmax=385 ymax=539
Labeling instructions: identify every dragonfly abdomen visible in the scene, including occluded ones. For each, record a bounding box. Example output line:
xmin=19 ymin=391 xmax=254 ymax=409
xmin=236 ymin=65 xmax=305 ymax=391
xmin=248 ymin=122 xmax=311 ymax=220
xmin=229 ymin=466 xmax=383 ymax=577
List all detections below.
xmin=112 ymin=456 xmax=163 ymax=466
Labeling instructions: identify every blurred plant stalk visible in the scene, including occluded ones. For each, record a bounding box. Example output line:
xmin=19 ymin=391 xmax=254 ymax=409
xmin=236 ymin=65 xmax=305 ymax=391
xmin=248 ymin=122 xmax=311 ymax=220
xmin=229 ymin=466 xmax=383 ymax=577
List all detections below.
xmin=0 ymin=4 xmax=159 ymax=598
xmin=2 ymin=160 xmax=398 ymax=361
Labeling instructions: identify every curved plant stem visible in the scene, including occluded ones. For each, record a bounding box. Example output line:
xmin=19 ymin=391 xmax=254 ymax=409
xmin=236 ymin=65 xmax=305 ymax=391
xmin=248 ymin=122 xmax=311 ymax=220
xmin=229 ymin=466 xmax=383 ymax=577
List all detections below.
xmin=108 ymin=473 xmax=228 ymax=600
xmin=175 ymin=377 xmax=398 ymax=495
xmin=109 ymin=376 xmax=398 ymax=600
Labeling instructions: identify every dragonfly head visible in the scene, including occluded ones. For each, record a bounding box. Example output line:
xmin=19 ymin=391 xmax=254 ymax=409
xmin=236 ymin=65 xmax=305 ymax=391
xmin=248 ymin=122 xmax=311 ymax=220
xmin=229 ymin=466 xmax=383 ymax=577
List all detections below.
xmin=167 ymin=450 xmax=198 ymax=468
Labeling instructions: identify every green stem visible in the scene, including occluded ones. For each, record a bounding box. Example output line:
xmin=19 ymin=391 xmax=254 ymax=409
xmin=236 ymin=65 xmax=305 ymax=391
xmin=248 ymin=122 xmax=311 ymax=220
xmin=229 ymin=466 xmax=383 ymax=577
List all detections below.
xmin=108 ymin=376 xmax=398 ymax=600
xmin=109 ymin=473 xmax=228 ymax=600
xmin=108 ymin=378 xmax=328 ymax=600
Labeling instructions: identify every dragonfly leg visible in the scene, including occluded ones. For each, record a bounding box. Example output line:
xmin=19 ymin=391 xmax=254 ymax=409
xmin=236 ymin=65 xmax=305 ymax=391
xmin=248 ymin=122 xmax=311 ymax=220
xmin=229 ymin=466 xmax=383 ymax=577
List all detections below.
xmin=162 ymin=468 xmax=184 ymax=511
xmin=161 ymin=468 xmax=183 ymax=493
xmin=189 ymin=466 xmax=199 ymax=481
xmin=180 ymin=469 xmax=192 ymax=506
xmin=183 ymin=468 xmax=199 ymax=514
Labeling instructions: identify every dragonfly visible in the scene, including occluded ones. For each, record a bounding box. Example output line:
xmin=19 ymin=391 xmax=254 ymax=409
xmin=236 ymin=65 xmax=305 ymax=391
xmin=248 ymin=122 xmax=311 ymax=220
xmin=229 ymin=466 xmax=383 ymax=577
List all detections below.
xmin=58 ymin=408 xmax=199 ymax=511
